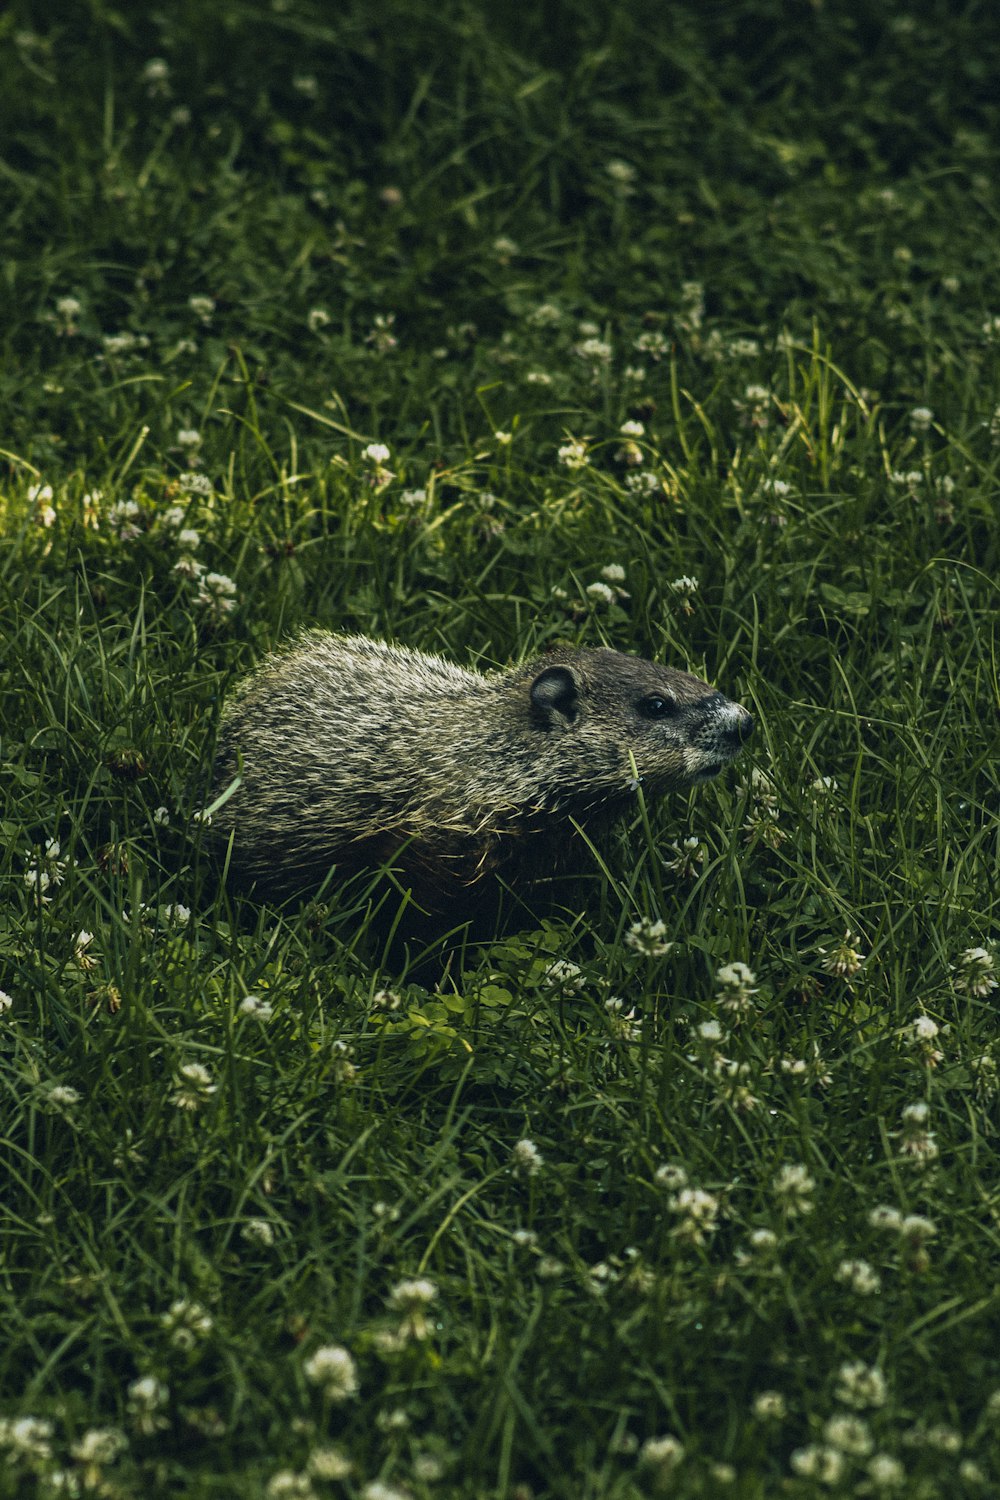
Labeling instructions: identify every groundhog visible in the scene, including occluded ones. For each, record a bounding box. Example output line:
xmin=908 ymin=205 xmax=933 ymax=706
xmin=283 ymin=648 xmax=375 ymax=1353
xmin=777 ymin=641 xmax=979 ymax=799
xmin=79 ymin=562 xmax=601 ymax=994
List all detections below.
xmin=207 ymin=634 xmax=754 ymax=929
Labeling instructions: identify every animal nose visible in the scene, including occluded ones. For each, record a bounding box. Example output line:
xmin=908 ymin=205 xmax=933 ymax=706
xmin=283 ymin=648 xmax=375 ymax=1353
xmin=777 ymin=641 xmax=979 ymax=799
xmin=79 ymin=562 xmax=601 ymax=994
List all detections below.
xmin=735 ymin=709 xmax=755 ymax=743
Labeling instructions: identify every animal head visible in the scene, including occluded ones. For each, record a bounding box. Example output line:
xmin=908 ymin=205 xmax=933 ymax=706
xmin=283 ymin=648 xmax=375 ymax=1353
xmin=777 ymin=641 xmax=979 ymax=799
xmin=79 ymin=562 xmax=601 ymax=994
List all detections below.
xmin=526 ymin=648 xmax=754 ymax=792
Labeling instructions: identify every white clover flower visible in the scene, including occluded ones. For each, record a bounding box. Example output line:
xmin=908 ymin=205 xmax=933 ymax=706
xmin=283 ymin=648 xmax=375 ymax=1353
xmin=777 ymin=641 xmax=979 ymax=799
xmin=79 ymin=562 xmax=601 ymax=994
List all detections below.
xmin=267 ymin=1471 xmax=315 ymax=1498
xmin=511 ymin=1138 xmax=544 ymax=1177
xmin=153 ymin=806 xmax=170 ymax=827
xmin=639 ymin=1434 xmax=684 ymax=1475
xmin=195 ymin=571 xmax=238 ymax=616
xmin=752 ymin=1391 xmax=787 ymax=1421
xmin=868 ymin=1453 xmax=906 ymax=1489
xmin=665 ymin=835 xmax=706 ymax=878
xmin=127 ymin=1376 xmax=169 ymax=1435
xmin=242 ymin=1218 xmax=276 ymax=1247
xmin=308 ymin=1447 xmax=352 ymax=1481
xmin=493 ymin=429 xmax=512 ymax=445
xmin=747 ymin=1227 xmax=779 ymax=1254
xmin=907 ymin=1014 xmax=939 ymax=1043
xmin=172 ymin=1062 xmax=216 ymax=1111
xmin=304 ymin=1344 xmax=358 ymax=1401
xmin=239 ymin=994 xmax=274 ymax=1021
xmin=101 ymin=331 xmax=133 ymax=356
xmin=952 ymin=946 xmax=997 ymax=996
xmin=307 ymin=308 xmax=331 ymax=332
xmin=530 ymin=302 xmax=561 ymax=325
xmin=388 ymin=1277 xmax=438 ymax=1340
xmin=606 ymin=158 xmax=637 ymax=184
xmin=669 ymin=1187 xmax=721 ymax=1244
xmin=56 ymin=295 xmax=82 ymax=320
xmin=971 ymin=1052 xmax=999 ymax=1098
xmin=601 ymin=562 xmax=626 ymax=582
xmin=715 ymin=961 xmax=757 ymax=1014
xmin=697 ymin=1019 xmax=724 ymax=1043
xmin=107 ymin=498 xmax=142 ymax=539
xmin=835 ymin=1259 xmax=882 ymax=1296
xmin=868 ymin=1204 xmax=903 ymax=1233
xmin=670 ymin=574 xmax=699 ymax=595
xmin=160 ymin=902 xmax=191 ymax=927
xmin=634 ymin=330 xmax=669 ymax=358
xmin=897 ymin=1101 xmax=939 ymax=1164
xmin=0 ymin=991 xmax=12 ymax=1014
xmin=819 ymin=932 xmax=866 ymax=980
xmin=366 ymin=313 xmax=398 ymax=353
xmin=557 ymin=439 xmax=590 ymax=469
xmin=543 ymin=959 xmax=584 ymax=992
xmin=576 ymin=337 xmax=612 ymax=363
xmin=71 ymin=1427 xmax=128 ymax=1465
xmin=586 ymin=580 xmax=616 ymax=606
xmin=909 ymin=406 xmax=934 ymax=431
xmin=626 ymin=471 xmax=665 ymax=501
xmin=177 ymin=527 xmax=200 ymax=550
xmin=790 ymin=1445 xmax=844 ymax=1484
xmin=624 ymin=917 xmax=672 ymax=959
xmin=371 ymin=988 xmax=402 ymax=1011
xmin=362 ymin=442 xmax=391 ymax=465
xmin=46 ymin=1084 xmax=82 ymax=1110
xmin=0 ymin=1416 xmax=54 ymax=1460
xmin=824 ymin=1414 xmax=873 ymax=1455
xmin=179 ymin=471 xmax=213 ymax=494
xmin=836 ymin=1360 xmax=887 ymax=1410
xmin=188 ymin=295 xmax=215 ymax=321
xmin=398 ymin=487 xmax=426 ymax=507
xmin=176 ymin=427 xmax=202 ymax=448
xmin=493 ymin=235 xmax=518 ymax=258
xmin=772 ymin=1163 xmax=815 ymax=1216
xmin=361 ymin=1483 xmax=410 ymax=1500
xmin=921 ymin=1423 xmax=962 ymax=1453
xmin=161 ymin=1298 xmax=213 ymax=1349
xmin=654 ymin=1163 xmax=688 ymax=1190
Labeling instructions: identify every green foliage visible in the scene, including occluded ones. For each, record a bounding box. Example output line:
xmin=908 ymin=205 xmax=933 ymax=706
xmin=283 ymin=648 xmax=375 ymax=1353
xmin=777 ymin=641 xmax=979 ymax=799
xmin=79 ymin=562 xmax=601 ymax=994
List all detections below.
xmin=2 ymin=2 xmax=1000 ymax=1496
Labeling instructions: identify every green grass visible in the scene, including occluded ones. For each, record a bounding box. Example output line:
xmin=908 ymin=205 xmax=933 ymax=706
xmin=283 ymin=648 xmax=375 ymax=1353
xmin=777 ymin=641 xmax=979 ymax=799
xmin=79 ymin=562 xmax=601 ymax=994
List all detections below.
xmin=2 ymin=1 xmax=1000 ymax=1496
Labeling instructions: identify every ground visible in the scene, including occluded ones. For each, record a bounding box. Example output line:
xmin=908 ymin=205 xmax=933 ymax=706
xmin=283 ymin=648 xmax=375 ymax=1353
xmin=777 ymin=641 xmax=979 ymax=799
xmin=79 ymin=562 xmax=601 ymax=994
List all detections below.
xmin=1 ymin=2 xmax=1000 ymax=1497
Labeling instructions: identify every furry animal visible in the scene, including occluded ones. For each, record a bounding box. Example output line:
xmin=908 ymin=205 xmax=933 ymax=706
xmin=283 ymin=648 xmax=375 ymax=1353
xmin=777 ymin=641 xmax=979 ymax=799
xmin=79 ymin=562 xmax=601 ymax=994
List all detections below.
xmin=208 ymin=634 xmax=754 ymax=924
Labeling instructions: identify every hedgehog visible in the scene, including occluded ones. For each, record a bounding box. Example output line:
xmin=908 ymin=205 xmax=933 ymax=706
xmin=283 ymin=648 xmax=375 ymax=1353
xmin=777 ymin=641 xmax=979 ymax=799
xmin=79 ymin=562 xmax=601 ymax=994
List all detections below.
xmin=207 ymin=634 xmax=754 ymax=933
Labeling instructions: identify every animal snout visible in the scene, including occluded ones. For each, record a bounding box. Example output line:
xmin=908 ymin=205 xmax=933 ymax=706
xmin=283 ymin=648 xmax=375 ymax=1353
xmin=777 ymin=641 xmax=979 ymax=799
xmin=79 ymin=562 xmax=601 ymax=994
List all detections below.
xmin=733 ymin=707 xmax=755 ymax=743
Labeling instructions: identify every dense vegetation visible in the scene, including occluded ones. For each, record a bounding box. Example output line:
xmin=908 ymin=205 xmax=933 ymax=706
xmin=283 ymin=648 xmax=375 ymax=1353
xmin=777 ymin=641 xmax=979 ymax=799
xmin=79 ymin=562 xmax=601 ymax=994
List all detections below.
xmin=2 ymin=2 xmax=999 ymax=1496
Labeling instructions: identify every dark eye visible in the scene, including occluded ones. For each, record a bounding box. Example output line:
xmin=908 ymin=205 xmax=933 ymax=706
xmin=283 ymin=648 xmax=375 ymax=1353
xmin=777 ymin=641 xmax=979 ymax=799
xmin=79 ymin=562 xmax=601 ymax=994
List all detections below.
xmin=639 ymin=694 xmax=677 ymax=719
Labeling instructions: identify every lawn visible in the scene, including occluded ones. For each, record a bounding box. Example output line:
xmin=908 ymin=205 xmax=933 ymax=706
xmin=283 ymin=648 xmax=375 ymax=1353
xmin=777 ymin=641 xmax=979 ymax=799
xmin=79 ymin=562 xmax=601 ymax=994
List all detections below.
xmin=2 ymin=2 xmax=1000 ymax=1496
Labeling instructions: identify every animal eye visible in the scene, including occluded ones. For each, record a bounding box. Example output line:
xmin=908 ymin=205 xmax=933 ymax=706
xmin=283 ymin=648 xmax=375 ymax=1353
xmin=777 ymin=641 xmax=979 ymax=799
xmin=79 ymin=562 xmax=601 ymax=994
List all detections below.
xmin=639 ymin=694 xmax=676 ymax=719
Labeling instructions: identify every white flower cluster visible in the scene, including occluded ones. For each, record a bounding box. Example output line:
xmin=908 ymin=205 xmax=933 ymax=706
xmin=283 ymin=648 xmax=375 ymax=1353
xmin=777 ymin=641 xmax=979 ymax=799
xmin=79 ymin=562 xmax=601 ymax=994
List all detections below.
xmin=625 ymin=917 xmax=672 ymax=958
xmin=715 ymin=961 xmax=757 ymax=1015
xmin=303 ymin=1344 xmax=358 ymax=1401
xmin=511 ymin=1138 xmax=544 ymax=1177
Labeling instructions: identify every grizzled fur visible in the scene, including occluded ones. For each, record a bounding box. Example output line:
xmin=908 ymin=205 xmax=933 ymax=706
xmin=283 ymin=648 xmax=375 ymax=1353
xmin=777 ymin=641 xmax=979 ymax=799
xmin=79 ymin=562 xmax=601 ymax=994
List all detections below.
xmin=208 ymin=634 xmax=754 ymax=919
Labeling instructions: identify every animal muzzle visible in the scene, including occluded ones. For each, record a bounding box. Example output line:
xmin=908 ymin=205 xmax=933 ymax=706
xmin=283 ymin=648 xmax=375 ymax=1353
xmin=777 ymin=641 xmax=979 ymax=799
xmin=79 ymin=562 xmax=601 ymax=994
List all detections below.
xmin=692 ymin=695 xmax=755 ymax=769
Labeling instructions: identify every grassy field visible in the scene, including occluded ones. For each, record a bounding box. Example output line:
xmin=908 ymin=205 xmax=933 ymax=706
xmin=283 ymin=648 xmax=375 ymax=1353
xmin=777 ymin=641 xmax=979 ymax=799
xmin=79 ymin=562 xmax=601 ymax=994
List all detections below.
xmin=3 ymin=1 xmax=1000 ymax=1496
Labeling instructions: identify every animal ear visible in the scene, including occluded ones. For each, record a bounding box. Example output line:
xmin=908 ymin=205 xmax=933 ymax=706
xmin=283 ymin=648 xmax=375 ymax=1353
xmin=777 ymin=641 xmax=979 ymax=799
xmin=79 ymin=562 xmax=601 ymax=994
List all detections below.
xmin=530 ymin=665 xmax=580 ymax=727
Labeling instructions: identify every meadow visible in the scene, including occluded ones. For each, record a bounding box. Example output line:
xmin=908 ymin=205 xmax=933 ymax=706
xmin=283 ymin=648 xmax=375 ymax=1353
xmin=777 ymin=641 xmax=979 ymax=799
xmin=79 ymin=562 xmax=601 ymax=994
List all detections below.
xmin=2 ymin=1 xmax=1000 ymax=1496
